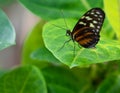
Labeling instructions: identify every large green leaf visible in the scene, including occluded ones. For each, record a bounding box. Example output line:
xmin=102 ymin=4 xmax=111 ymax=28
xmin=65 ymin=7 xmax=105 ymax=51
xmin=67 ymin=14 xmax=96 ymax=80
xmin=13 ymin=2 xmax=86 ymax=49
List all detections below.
xmin=19 ymin=0 xmax=103 ymax=20
xmin=0 ymin=70 xmax=6 ymax=78
xmin=104 ymin=0 xmax=120 ymax=40
xmin=43 ymin=19 xmax=120 ymax=68
xmin=22 ymin=21 xmax=45 ymax=64
xmin=96 ymin=73 xmax=120 ymax=93
xmin=22 ymin=20 xmax=60 ymax=68
xmin=0 ymin=9 xmax=15 ymax=50
xmin=31 ymin=47 xmax=60 ymax=64
xmin=0 ymin=65 xmax=47 ymax=93
xmin=101 ymin=18 xmax=115 ymax=39
xmin=41 ymin=65 xmax=95 ymax=93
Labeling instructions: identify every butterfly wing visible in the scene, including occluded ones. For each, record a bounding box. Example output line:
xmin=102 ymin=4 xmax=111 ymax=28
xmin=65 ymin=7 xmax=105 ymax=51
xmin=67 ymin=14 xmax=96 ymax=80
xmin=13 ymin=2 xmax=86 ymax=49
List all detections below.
xmin=73 ymin=27 xmax=100 ymax=48
xmin=72 ymin=8 xmax=105 ymax=33
xmin=71 ymin=8 xmax=105 ymax=48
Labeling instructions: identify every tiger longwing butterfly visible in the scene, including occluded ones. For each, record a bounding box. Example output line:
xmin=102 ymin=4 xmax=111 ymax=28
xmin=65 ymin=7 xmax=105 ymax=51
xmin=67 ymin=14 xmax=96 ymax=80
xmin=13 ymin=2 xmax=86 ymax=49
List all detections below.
xmin=66 ymin=8 xmax=105 ymax=48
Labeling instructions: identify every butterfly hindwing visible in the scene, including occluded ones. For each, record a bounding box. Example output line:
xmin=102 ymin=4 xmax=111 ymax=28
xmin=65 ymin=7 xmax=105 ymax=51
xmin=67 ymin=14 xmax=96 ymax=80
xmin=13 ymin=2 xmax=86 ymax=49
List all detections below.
xmin=73 ymin=27 xmax=100 ymax=48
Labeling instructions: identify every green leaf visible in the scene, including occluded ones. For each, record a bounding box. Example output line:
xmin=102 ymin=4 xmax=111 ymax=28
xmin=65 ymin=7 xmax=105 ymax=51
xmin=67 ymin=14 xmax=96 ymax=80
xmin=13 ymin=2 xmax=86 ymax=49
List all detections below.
xmin=43 ymin=19 xmax=120 ymax=68
xmin=0 ymin=70 xmax=6 ymax=78
xmin=96 ymin=73 xmax=120 ymax=93
xmin=101 ymin=18 xmax=115 ymax=39
xmin=22 ymin=20 xmax=59 ymax=68
xmin=19 ymin=0 xmax=103 ymax=20
xmin=31 ymin=47 xmax=60 ymax=63
xmin=42 ymin=65 xmax=94 ymax=93
xmin=0 ymin=9 xmax=15 ymax=50
xmin=104 ymin=0 xmax=120 ymax=40
xmin=22 ymin=21 xmax=45 ymax=64
xmin=0 ymin=65 xmax=47 ymax=93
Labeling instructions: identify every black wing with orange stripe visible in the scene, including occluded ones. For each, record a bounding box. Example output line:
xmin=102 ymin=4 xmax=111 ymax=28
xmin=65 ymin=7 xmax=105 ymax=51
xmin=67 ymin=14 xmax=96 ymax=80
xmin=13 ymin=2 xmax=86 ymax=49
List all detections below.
xmin=67 ymin=8 xmax=105 ymax=48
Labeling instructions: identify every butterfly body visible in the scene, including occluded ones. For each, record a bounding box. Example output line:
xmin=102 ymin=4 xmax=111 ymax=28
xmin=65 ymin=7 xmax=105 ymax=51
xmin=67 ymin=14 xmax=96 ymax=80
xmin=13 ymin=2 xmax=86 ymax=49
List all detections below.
xmin=66 ymin=8 xmax=105 ymax=48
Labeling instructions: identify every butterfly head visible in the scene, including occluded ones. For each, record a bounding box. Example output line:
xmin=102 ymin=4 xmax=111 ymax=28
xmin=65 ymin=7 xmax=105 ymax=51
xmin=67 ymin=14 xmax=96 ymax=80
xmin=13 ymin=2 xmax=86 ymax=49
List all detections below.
xmin=66 ymin=30 xmax=71 ymax=36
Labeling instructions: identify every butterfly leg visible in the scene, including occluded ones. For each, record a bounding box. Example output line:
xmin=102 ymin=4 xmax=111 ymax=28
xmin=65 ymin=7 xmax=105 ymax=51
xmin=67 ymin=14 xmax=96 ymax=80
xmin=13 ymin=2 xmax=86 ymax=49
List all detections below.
xmin=73 ymin=41 xmax=76 ymax=57
xmin=57 ymin=39 xmax=71 ymax=51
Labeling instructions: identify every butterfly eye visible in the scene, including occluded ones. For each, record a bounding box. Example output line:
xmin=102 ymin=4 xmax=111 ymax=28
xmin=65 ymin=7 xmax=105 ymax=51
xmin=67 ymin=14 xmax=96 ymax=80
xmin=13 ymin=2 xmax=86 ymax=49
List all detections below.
xmin=66 ymin=30 xmax=71 ymax=36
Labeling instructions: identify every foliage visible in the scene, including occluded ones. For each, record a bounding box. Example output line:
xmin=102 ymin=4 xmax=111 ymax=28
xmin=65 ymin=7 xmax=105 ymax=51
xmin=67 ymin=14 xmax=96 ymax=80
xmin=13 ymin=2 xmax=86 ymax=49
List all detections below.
xmin=0 ymin=9 xmax=15 ymax=51
xmin=0 ymin=0 xmax=120 ymax=93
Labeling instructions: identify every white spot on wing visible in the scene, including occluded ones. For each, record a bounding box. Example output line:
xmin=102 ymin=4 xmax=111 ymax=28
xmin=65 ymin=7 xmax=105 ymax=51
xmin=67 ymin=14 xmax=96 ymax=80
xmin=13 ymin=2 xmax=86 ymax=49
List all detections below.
xmin=79 ymin=21 xmax=86 ymax=26
xmin=90 ymin=23 xmax=95 ymax=28
xmin=97 ymin=26 xmax=100 ymax=28
xmin=96 ymin=11 xmax=100 ymax=14
xmin=94 ymin=32 xmax=97 ymax=35
xmin=85 ymin=16 xmax=92 ymax=20
xmin=99 ymin=15 xmax=103 ymax=18
xmin=94 ymin=14 xmax=98 ymax=17
xmin=91 ymin=12 xmax=94 ymax=15
xmin=93 ymin=20 xmax=97 ymax=24
xmin=92 ymin=29 xmax=95 ymax=32
xmin=96 ymin=29 xmax=99 ymax=32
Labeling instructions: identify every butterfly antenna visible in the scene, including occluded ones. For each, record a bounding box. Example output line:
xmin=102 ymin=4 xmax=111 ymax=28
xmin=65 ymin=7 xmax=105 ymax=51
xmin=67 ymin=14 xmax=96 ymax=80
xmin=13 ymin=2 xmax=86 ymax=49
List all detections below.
xmin=52 ymin=24 xmax=66 ymax=30
xmin=56 ymin=10 xmax=72 ymax=52
xmin=60 ymin=10 xmax=69 ymax=30
xmin=61 ymin=10 xmax=76 ymax=57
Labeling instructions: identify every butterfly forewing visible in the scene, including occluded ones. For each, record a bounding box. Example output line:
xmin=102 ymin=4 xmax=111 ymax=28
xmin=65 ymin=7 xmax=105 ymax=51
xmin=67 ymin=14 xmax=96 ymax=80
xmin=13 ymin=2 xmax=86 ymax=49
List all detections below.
xmin=70 ymin=8 xmax=105 ymax=48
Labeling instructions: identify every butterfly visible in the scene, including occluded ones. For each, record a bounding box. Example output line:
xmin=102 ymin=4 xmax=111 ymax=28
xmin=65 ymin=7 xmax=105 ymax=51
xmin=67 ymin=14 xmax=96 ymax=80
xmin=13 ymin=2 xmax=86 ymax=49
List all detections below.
xmin=66 ymin=8 xmax=105 ymax=48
